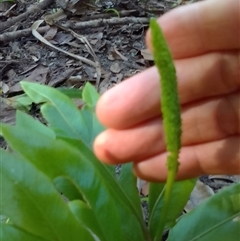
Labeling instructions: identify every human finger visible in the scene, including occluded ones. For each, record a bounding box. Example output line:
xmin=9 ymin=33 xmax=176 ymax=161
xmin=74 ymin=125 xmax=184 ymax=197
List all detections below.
xmin=133 ymin=136 xmax=240 ymax=182
xmin=146 ymin=0 xmax=240 ymax=59
xmin=96 ymin=51 xmax=239 ymax=129
xmin=94 ymin=92 xmax=240 ymax=164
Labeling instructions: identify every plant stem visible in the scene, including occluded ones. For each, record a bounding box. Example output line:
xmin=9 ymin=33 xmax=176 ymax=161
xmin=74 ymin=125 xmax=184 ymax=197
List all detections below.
xmin=154 ymin=155 xmax=178 ymax=241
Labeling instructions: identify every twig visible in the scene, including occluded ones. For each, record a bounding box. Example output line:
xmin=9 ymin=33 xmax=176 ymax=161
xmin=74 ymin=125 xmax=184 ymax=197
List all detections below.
xmin=79 ymin=9 xmax=139 ymax=21
xmin=0 ymin=0 xmax=54 ymax=32
xmin=164 ymin=0 xmax=177 ymax=2
xmin=0 ymin=3 xmax=17 ymax=17
xmin=62 ymin=17 xmax=149 ymax=30
xmin=0 ymin=26 xmax=50 ymax=42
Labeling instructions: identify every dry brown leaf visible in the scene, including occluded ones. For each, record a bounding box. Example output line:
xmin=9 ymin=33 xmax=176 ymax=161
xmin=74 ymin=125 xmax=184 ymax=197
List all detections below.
xmin=114 ymin=48 xmax=128 ymax=61
xmin=25 ymin=65 xmax=49 ymax=83
xmin=141 ymin=48 xmax=154 ymax=61
xmin=184 ymin=180 xmax=214 ymax=212
xmin=54 ymin=32 xmax=74 ymax=45
xmin=84 ymin=66 xmax=96 ymax=79
xmin=49 ymin=67 xmax=77 ymax=87
xmin=44 ymin=27 xmax=58 ymax=41
xmin=232 ymin=175 xmax=240 ymax=183
xmin=110 ymin=62 xmax=122 ymax=74
xmin=4 ymin=69 xmax=16 ymax=82
xmin=89 ymin=39 xmax=98 ymax=45
xmin=0 ymin=98 xmax=16 ymax=125
xmin=111 ymin=73 xmax=124 ymax=84
xmin=0 ymin=81 xmax=10 ymax=94
xmin=107 ymin=52 xmax=115 ymax=61
xmin=99 ymin=72 xmax=111 ymax=94
xmin=141 ymin=181 xmax=149 ymax=196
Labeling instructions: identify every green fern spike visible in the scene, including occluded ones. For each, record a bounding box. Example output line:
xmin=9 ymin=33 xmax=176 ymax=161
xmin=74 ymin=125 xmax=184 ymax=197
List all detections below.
xmin=150 ymin=18 xmax=182 ymax=241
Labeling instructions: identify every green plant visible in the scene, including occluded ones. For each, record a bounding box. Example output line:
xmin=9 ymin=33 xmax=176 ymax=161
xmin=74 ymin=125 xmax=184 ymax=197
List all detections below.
xmin=150 ymin=18 xmax=182 ymax=240
xmin=1 ymin=22 xmax=239 ymax=241
xmin=104 ymin=8 xmax=120 ymax=17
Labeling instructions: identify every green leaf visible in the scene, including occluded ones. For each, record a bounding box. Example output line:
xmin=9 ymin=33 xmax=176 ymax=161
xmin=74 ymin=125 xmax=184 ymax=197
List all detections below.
xmin=53 ymin=176 xmax=84 ymax=201
xmin=25 ymin=81 xmax=113 ymax=174
xmin=81 ymin=105 xmax=105 ymax=148
xmin=57 ymin=87 xmax=82 ymax=99
xmin=104 ymin=8 xmax=120 ymax=17
xmin=149 ymin=179 xmax=196 ymax=239
xmin=20 ymin=82 xmax=104 ymax=149
xmin=168 ymin=183 xmax=240 ymax=241
xmin=20 ymin=81 xmax=90 ymax=146
xmin=3 ymin=94 xmax=33 ymax=112
xmin=1 ymin=124 xmax=146 ymax=241
xmin=148 ymin=182 xmax=165 ymax=216
xmin=15 ymin=110 xmax=55 ymax=139
xmin=69 ymin=200 xmax=108 ymax=241
xmin=118 ymin=163 xmax=143 ymax=219
xmin=0 ymin=149 xmax=95 ymax=241
xmin=80 ymin=83 xmax=106 ymax=148
xmin=1 ymin=224 xmax=48 ymax=241
xmin=80 ymin=105 xmax=116 ymax=175
xmin=82 ymin=82 xmax=100 ymax=109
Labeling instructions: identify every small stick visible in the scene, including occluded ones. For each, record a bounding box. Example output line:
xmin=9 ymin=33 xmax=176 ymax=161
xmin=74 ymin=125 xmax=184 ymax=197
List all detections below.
xmin=0 ymin=26 xmax=50 ymax=42
xmin=62 ymin=17 xmax=149 ymax=30
xmin=0 ymin=0 xmax=54 ymax=32
xmin=79 ymin=9 xmax=139 ymax=21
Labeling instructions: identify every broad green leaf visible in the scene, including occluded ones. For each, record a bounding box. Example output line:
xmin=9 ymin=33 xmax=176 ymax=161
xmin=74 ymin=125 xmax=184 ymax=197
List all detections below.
xmin=53 ymin=176 xmax=84 ymax=201
xmin=69 ymin=200 xmax=108 ymax=241
xmin=57 ymin=87 xmax=82 ymax=99
xmin=1 ymin=224 xmax=47 ymax=241
xmin=0 ymin=149 xmax=95 ymax=241
xmin=41 ymin=103 xmax=91 ymax=142
xmin=118 ymin=163 xmax=143 ymax=219
xmin=21 ymin=81 xmax=90 ymax=146
xmin=81 ymin=105 xmax=105 ymax=147
xmin=82 ymin=82 xmax=100 ymax=109
xmin=149 ymin=179 xmax=196 ymax=240
xmin=80 ymin=106 xmax=115 ymax=175
xmin=15 ymin=110 xmax=55 ymax=139
xmin=0 ymin=214 xmax=9 ymax=223
xmin=148 ymin=182 xmax=165 ymax=216
xmin=168 ymin=183 xmax=240 ymax=241
xmin=81 ymin=83 xmax=115 ymax=173
xmin=20 ymin=81 xmax=102 ymax=147
xmin=20 ymin=81 xmax=104 ymax=149
xmin=3 ymin=94 xmax=32 ymax=111
xmin=1 ymin=124 xmax=146 ymax=241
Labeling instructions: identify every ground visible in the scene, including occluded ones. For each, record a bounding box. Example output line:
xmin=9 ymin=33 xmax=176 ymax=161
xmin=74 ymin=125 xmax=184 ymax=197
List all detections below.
xmin=1 ymin=0 xmax=239 ymax=232
xmin=0 ymin=0 xmax=188 ymax=127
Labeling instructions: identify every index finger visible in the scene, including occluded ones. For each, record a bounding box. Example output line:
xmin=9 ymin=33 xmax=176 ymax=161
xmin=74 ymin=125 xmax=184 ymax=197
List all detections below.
xmin=146 ymin=0 xmax=240 ymax=59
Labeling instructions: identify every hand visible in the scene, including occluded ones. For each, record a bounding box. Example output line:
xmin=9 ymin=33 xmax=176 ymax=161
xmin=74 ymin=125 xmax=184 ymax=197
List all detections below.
xmin=94 ymin=0 xmax=240 ymax=182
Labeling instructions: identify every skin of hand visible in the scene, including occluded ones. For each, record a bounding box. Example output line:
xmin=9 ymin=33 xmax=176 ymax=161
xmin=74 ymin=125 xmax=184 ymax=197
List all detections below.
xmin=94 ymin=0 xmax=240 ymax=182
